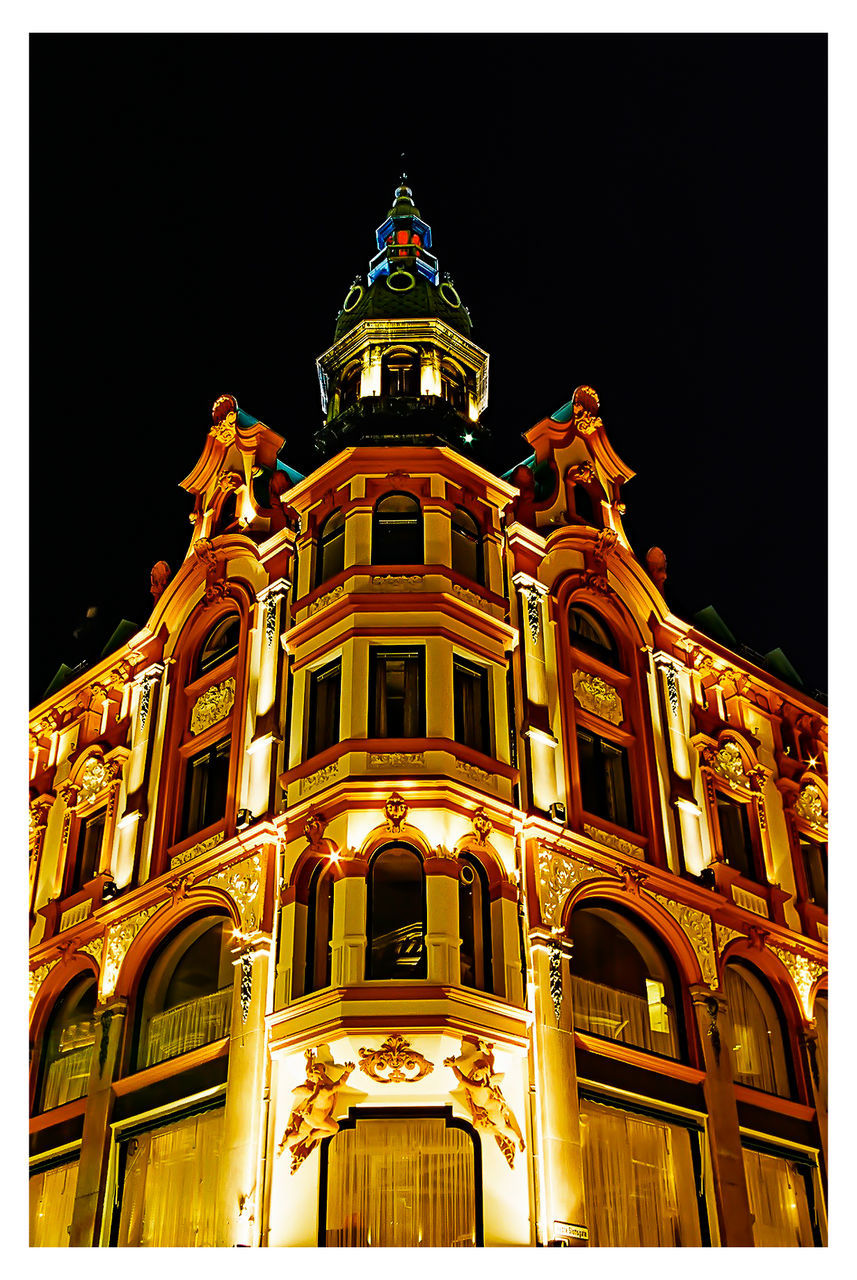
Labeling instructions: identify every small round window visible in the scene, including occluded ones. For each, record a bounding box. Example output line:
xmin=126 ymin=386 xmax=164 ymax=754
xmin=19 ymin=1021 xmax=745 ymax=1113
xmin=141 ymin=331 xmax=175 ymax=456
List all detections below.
xmin=440 ymin=281 xmax=461 ymax=308
xmin=386 ymin=270 xmax=415 ymax=292
xmin=343 ymin=285 xmax=363 ymax=312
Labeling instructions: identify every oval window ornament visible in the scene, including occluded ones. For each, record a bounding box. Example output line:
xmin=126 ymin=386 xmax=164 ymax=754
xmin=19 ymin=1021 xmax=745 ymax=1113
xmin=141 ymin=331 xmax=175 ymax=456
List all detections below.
xmin=387 ymin=270 xmax=416 ymax=292
xmin=343 ymin=284 xmax=364 ymax=312
xmin=440 ymin=281 xmax=461 ymax=308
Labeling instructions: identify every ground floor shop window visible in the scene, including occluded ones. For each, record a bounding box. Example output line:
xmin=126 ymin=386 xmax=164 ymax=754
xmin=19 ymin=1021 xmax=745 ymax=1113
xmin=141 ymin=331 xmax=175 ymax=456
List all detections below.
xmin=742 ymin=1146 xmax=817 ymax=1247
xmin=322 ymin=1111 xmax=479 ymax=1246
xmin=579 ymin=1096 xmax=704 ymax=1246
xmin=29 ymin=1158 xmax=79 ymax=1246
xmin=114 ymin=1105 xmax=224 ymax=1247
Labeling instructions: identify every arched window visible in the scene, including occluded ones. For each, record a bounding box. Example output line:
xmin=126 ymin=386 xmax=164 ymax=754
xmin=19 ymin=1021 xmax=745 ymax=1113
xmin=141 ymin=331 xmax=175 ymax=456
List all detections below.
xmin=135 ymin=917 xmax=233 ymax=1070
xmin=372 ymin=492 xmax=423 ymax=566
xmin=440 ymin=359 xmax=466 ymax=410
xmin=458 ymin=855 xmax=492 ymax=992
xmin=195 ymin=615 xmax=240 ymax=679
xmin=316 ymin=508 xmax=346 ymax=586
xmin=451 ymin=507 xmax=483 ymax=584
xmin=367 ymin=845 xmax=426 ymax=979
xmin=572 ymin=483 xmax=596 ymax=525
xmin=382 ymin=348 xmax=419 ymax=397
xmin=568 ymin=604 xmax=620 ymax=668
xmin=36 ymin=973 xmax=97 ymax=1112
xmin=305 ymin=861 xmax=335 ymax=995
xmin=723 ymin=963 xmax=792 ymax=1096
xmin=570 ymin=906 xmax=682 ymax=1059
xmin=814 ymin=993 xmax=828 ymax=1100
xmin=338 ymin=362 xmax=361 ymax=413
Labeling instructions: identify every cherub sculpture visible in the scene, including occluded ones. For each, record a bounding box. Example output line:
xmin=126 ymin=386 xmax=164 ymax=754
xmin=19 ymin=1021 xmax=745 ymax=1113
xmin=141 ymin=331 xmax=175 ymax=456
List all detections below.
xmin=276 ymin=1044 xmax=355 ymax=1174
xmin=444 ymin=1036 xmax=525 ymax=1168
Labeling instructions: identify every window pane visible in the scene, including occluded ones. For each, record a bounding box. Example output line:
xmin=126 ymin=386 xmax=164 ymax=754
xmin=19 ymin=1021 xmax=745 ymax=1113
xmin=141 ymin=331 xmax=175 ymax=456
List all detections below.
xmin=197 ymin=617 xmax=240 ymax=676
xmin=373 ymin=494 xmax=422 ymax=565
xmin=139 ymin=920 xmax=233 ymax=1068
xmin=742 ymin=1148 xmax=815 ymax=1247
xmin=724 ymin=965 xmax=791 ymax=1096
xmin=309 ymin=662 xmax=341 ymax=757
xmin=181 ymin=740 xmax=230 ymax=839
xmin=371 ymin=651 xmax=423 ymax=738
xmin=74 ymin=810 xmax=105 ymax=889
xmin=580 ymin=1098 xmax=702 ymax=1245
xmin=451 ymin=509 xmax=482 ymax=583
xmin=602 ymin=740 xmax=632 ymax=829
xmin=39 ymin=976 xmax=97 ymax=1111
xmin=459 ymin=859 xmax=492 ymax=992
xmin=717 ymin=797 xmax=753 ymax=877
xmin=30 ymin=1160 xmax=79 ymax=1247
xmin=116 ymin=1107 xmax=224 ymax=1246
xmin=454 ymin=660 xmax=489 ymax=754
xmin=325 ymin=1116 xmax=476 ymax=1246
xmin=369 ymin=847 xmax=425 ymax=979
xmin=305 ymin=864 xmax=334 ymax=994
xmin=569 ymin=606 xmax=619 ymax=666
xmin=800 ymin=838 xmax=828 ymax=911
xmin=318 ymin=510 xmax=345 ymax=585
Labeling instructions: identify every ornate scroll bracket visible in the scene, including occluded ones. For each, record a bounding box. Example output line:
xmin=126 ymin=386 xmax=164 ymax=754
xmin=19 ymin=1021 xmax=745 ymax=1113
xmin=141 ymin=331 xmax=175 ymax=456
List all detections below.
xmin=444 ymin=1036 xmax=525 ymax=1169
xmin=471 ymin=807 xmax=493 ymax=845
xmin=358 ymin=1035 xmax=434 ymax=1084
xmin=29 ymin=959 xmax=60 ymax=1012
xmin=512 ymin=573 xmax=548 ymax=646
xmin=277 ymin=1044 xmax=356 ymax=1175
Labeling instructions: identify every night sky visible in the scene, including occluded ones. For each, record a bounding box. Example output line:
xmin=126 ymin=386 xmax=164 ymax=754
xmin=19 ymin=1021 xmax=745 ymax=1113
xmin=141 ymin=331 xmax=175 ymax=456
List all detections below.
xmin=29 ymin=34 xmax=827 ymax=707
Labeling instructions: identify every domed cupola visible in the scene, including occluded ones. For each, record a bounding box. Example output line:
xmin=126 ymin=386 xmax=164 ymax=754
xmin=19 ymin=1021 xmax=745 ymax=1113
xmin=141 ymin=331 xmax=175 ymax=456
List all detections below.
xmin=314 ymin=177 xmax=490 ymax=456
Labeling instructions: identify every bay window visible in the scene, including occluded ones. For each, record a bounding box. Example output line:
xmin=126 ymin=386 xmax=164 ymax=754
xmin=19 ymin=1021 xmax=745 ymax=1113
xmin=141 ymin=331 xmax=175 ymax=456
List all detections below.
xmin=370 ymin=647 xmax=424 ymax=738
xmin=372 ymin=492 xmax=423 ymax=565
xmin=308 ymin=660 xmax=341 ymax=759
xmin=453 ymin=657 xmax=490 ymax=755
xmin=367 ymin=844 xmax=426 ymax=979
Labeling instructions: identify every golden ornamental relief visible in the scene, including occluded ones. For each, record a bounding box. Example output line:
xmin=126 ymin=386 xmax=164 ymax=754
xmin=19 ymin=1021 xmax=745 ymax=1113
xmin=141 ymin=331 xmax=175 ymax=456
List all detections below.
xmin=277 ymin=1044 xmax=356 ymax=1175
xmin=101 ymin=904 xmax=162 ymax=999
xmin=445 ymin=1037 xmax=525 ymax=1169
xmin=79 ymin=936 xmax=105 ymax=969
xmin=794 ymin=783 xmax=827 ymax=834
xmin=583 ymin=824 xmax=644 ymax=860
xmin=204 ymin=853 xmax=263 ymax=932
xmin=650 ymin=893 xmax=718 ymax=990
xmin=471 ymin=807 xmax=493 ymax=845
xmin=537 ymin=844 xmax=603 ymax=929
xmin=299 ymin=760 xmax=340 ymax=795
xmin=384 ymin=791 xmax=409 ymax=833
xmin=769 ymin=946 xmax=826 ymax=1021
xmin=358 ymin=1035 xmax=434 ymax=1084
xmin=171 ymin=833 xmax=224 ymax=868
xmin=190 ymin=677 xmax=236 ymax=736
xmin=368 ymin=752 xmax=424 ymax=768
xmin=78 ymin=755 xmax=121 ymax=806
xmin=29 ymin=959 xmax=59 ymax=1011
xmin=309 ymin=584 xmax=345 ymax=615
xmin=712 ymin=742 xmax=746 ymax=786
xmin=714 ymin=924 xmax=745 ymax=955
xmin=573 ymin=670 xmax=623 ymax=725
xmin=572 ymin=385 xmax=603 ymax=436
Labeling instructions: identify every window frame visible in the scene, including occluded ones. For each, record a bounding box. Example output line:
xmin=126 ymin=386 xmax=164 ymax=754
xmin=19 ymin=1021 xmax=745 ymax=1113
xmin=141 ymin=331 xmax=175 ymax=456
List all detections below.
xmin=315 ymin=508 xmax=346 ymax=587
xmin=307 ymin=658 xmax=342 ymax=760
xmin=450 ymin=506 xmax=484 ymax=585
xmin=453 ymin=655 xmax=492 ymax=757
xmin=366 ymin=842 xmax=427 ymax=981
xmin=368 ymin=646 xmax=426 ymax=740
xmin=371 ymin=491 xmax=424 ymax=567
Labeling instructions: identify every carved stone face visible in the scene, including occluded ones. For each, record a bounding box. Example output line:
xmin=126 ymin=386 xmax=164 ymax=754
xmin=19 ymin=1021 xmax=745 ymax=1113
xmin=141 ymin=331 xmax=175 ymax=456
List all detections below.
xmin=472 ymin=809 xmax=492 ymax=843
xmin=385 ymin=792 xmax=408 ymax=829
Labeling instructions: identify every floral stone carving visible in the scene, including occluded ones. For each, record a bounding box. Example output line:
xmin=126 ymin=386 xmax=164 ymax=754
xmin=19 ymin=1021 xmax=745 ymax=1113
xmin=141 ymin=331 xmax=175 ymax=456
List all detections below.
xmin=101 ymin=904 xmax=162 ymax=998
xmin=29 ymin=959 xmax=59 ymax=1010
xmin=770 ymin=946 xmax=826 ymax=1021
xmin=794 ymin=784 xmax=827 ymax=834
xmin=651 ymin=893 xmax=717 ymax=989
xmin=573 ymin=670 xmax=623 ymax=725
xmin=583 ymin=824 xmax=643 ymax=859
xmin=537 ymin=844 xmax=603 ymax=929
xmin=80 ymin=756 xmax=111 ymax=802
xmin=358 ymin=1034 xmax=434 ymax=1084
xmin=444 ymin=1037 xmax=525 ymax=1169
xmin=205 ymin=853 xmax=263 ymax=932
xmin=277 ymin=1044 xmax=356 ymax=1174
xmin=190 ymin=677 xmax=236 ymax=735
xmin=714 ymin=924 xmax=745 ymax=956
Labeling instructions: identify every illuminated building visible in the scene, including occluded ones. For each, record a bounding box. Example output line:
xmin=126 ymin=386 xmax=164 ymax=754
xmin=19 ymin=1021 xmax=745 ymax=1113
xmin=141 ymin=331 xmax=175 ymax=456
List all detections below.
xmin=29 ymin=180 xmax=828 ymax=1247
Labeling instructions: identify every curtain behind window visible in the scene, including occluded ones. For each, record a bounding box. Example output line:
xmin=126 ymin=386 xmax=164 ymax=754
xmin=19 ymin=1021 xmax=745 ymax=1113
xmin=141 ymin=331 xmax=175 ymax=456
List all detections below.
xmin=572 ymin=974 xmax=679 ymax=1059
xmin=117 ymin=1106 xmax=224 ymax=1247
xmin=29 ymin=1160 xmax=79 ymax=1247
xmin=325 ymin=1116 xmax=476 ymax=1246
xmin=742 ymin=1148 xmax=814 ymax=1246
xmin=580 ymin=1099 xmax=701 ymax=1246
xmin=724 ymin=966 xmax=790 ymax=1096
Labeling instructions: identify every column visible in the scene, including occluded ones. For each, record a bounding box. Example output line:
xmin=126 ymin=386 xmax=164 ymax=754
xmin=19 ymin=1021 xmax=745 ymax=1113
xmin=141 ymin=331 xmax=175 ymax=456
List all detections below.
xmin=689 ymin=984 xmax=755 ymax=1246
xmin=330 ymin=869 xmax=366 ymax=985
xmin=69 ymin=996 xmax=128 ymax=1247
xmin=425 ymin=865 xmax=460 ymax=984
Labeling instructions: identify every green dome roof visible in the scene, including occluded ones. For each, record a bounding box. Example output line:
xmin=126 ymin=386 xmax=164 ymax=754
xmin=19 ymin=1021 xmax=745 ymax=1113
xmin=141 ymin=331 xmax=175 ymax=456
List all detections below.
xmin=334 ymin=273 xmax=472 ymax=342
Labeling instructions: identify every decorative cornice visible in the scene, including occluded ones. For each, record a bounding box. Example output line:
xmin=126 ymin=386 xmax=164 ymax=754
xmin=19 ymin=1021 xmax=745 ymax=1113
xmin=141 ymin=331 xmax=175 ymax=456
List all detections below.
xmin=358 ymin=1034 xmax=434 ymax=1084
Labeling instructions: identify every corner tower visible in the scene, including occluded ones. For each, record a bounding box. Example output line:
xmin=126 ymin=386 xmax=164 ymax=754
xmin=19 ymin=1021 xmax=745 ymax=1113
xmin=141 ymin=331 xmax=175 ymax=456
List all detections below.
xmin=314 ymin=178 xmax=489 ymax=454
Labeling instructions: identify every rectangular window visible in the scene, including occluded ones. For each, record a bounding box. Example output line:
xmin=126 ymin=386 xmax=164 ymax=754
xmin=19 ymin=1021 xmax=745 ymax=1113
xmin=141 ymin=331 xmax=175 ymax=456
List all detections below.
xmin=716 ymin=795 xmax=754 ymax=877
xmin=577 ymin=729 xmax=633 ymax=830
xmin=579 ymin=1098 xmax=703 ymax=1246
xmin=72 ymin=809 xmax=105 ymax=891
xmin=114 ymin=1106 xmax=224 ymax=1247
xmin=800 ymin=837 xmax=828 ymax=912
xmin=370 ymin=649 xmax=424 ymax=738
xmin=324 ymin=1115 xmax=477 ymax=1246
xmin=453 ymin=658 xmax=490 ymax=755
xmin=30 ymin=1159 xmax=80 ymax=1247
xmin=741 ymin=1147 xmax=816 ymax=1247
xmin=181 ymin=739 xmax=230 ymax=840
xmin=308 ymin=660 xmax=341 ymax=758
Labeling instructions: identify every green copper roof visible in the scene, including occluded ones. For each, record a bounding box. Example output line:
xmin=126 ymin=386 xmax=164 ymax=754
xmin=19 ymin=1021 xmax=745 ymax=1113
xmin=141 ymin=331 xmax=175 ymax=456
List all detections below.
xmin=550 ymin=397 xmax=577 ymax=424
xmin=334 ymin=274 xmax=472 ymax=342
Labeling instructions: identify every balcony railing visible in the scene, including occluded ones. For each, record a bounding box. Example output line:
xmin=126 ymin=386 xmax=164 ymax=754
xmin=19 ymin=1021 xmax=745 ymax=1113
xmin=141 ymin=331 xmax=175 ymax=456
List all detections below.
xmin=571 ymin=974 xmax=679 ymax=1059
xmin=144 ymin=987 xmax=232 ymax=1068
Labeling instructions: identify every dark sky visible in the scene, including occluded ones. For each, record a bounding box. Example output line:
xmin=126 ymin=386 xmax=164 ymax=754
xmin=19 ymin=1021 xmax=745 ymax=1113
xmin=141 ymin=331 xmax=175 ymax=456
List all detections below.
xmin=30 ymin=33 xmax=827 ymax=707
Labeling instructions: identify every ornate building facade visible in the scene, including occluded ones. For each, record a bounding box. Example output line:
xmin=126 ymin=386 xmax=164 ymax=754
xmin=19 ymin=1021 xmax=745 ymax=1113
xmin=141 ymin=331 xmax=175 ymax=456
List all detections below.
xmin=29 ymin=182 xmax=828 ymax=1248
